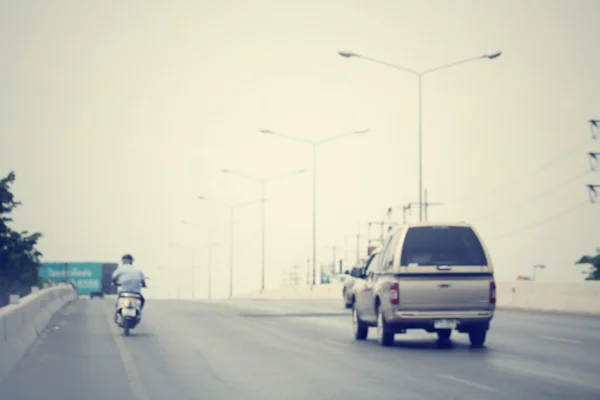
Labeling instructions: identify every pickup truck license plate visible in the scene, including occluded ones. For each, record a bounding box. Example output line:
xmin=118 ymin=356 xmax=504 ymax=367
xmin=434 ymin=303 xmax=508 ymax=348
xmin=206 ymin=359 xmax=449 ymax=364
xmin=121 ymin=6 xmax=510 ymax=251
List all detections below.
xmin=122 ymin=308 xmax=136 ymax=317
xmin=434 ymin=319 xmax=457 ymax=329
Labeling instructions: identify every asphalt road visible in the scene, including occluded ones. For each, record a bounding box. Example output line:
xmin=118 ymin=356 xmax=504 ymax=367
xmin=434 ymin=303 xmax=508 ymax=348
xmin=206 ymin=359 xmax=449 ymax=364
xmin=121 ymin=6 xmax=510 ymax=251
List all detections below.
xmin=1 ymin=298 xmax=599 ymax=400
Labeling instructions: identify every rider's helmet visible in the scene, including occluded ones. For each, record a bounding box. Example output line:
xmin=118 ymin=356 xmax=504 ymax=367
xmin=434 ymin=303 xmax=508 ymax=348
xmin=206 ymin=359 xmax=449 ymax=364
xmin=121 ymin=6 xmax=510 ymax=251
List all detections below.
xmin=121 ymin=254 xmax=134 ymax=264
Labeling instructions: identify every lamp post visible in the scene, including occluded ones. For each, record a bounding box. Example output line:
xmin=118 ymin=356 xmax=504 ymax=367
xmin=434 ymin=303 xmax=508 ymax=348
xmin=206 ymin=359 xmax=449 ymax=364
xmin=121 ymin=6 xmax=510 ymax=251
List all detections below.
xmin=221 ymin=168 xmax=306 ymax=292
xmin=168 ymin=242 xmax=203 ymax=299
xmin=338 ymin=50 xmax=501 ymax=221
xmin=178 ymin=221 xmax=220 ymax=300
xmin=198 ymin=196 xmax=262 ymax=298
xmin=260 ymin=129 xmax=369 ymax=288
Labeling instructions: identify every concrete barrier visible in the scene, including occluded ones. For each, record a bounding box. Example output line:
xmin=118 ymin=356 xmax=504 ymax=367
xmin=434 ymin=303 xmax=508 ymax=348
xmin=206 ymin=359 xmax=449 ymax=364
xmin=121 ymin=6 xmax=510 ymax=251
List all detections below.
xmin=234 ymin=283 xmax=344 ymax=300
xmin=0 ymin=284 xmax=77 ymax=385
xmin=496 ymin=281 xmax=600 ymax=315
xmin=235 ymin=281 xmax=600 ymax=315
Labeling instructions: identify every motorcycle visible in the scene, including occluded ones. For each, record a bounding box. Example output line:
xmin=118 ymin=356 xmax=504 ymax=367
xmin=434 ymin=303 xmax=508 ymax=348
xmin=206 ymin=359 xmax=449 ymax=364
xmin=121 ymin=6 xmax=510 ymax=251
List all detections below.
xmin=114 ymin=280 xmax=147 ymax=336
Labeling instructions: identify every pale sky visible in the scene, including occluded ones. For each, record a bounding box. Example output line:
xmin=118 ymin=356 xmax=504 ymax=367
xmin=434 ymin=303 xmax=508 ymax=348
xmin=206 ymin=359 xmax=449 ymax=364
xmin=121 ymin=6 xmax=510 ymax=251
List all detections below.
xmin=1 ymin=0 xmax=599 ymax=299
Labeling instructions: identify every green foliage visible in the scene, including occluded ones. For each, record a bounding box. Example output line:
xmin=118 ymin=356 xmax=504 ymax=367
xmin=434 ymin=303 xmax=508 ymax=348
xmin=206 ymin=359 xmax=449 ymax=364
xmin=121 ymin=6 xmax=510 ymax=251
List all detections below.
xmin=0 ymin=172 xmax=43 ymax=305
xmin=575 ymin=254 xmax=600 ymax=281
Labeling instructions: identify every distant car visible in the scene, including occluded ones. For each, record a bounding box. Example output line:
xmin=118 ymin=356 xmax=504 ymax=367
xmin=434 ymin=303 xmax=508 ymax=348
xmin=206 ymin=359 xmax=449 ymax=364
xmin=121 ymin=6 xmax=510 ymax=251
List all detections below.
xmin=352 ymin=221 xmax=495 ymax=347
xmin=342 ymin=267 xmax=360 ymax=308
xmin=342 ymin=251 xmax=381 ymax=309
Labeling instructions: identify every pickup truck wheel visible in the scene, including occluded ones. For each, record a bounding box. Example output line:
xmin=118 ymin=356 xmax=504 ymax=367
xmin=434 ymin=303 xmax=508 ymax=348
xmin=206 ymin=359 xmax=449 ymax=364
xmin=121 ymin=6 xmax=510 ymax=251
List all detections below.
xmin=352 ymin=308 xmax=368 ymax=340
xmin=437 ymin=329 xmax=452 ymax=341
xmin=469 ymin=328 xmax=487 ymax=347
xmin=376 ymin=308 xmax=394 ymax=347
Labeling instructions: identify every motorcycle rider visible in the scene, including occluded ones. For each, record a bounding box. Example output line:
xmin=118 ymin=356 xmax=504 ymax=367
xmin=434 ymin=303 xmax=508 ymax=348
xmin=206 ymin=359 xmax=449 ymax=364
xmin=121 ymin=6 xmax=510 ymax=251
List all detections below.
xmin=112 ymin=254 xmax=146 ymax=318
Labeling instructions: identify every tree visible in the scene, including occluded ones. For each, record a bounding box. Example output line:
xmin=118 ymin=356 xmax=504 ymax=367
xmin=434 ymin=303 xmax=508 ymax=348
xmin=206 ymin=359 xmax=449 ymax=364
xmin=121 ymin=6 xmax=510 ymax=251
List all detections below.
xmin=575 ymin=254 xmax=600 ymax=281
xmin=0 ymin=171 xmax=43 ymax=306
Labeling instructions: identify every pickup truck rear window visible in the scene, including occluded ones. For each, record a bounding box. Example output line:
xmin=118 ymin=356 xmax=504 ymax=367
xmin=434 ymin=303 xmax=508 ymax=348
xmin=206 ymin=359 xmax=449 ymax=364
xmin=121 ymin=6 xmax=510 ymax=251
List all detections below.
xmin=400 ymin=226 xmax=488 ymax=266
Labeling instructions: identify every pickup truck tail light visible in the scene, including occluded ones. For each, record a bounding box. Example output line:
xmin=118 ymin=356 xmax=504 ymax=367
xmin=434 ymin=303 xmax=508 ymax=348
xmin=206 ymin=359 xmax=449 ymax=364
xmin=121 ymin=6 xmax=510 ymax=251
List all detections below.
xmin=490 ymin=281 xmax=496 ymax=304
xmin=390 ymin=282 xmax=399 ymax=305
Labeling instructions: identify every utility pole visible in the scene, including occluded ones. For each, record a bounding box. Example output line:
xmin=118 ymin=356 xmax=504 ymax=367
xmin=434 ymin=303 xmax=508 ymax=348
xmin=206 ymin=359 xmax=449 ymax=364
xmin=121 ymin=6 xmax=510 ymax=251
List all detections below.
xmin=589 ymin=119 xmax=599 ymax=139
xmin=191 ymin=251 xmax=196 ymax=299
xmin=206 ymin=234 xmax=219 ymax=301
xmin=423 ymin=189 xmax=444 ymax=221
xmin=306 ymin=258 xmax=310 ymax=285
xmin=588 ymin=152 xmax=600 ymax=172
xmin=356 ymin=225 xmax=360 ymax=265
xmin=588 ymin=185 xmax=600 ymax=204
xmin=288 ymin=264 xmax=300 ymax=287
xmin=368 ymin=221 xmax=386 ymax=247
xmin=402 ymin=204 xmax=411 ymax=224
xmin=332 ymin=245 xmax=336 ymax=275
xmin=587 ymin=119 xmax=599 ymax=203
xmin=344 ymin=230 xmax=364 ymax=266
xmin=388 ymin=203 xmax=420 ymax=224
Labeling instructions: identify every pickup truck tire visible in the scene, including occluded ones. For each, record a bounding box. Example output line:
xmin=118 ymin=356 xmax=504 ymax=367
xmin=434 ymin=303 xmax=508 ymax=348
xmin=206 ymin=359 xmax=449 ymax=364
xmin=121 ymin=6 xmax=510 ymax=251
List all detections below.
xmin=352 ymin=308 xmax=368 ymax=340
xmin=376 ymin=308 xmax=394 ymax=347
xmin=437 ymin=329 xmax=452 ymax=341
xmin=469 ymin=328 xmax=487 ymax=347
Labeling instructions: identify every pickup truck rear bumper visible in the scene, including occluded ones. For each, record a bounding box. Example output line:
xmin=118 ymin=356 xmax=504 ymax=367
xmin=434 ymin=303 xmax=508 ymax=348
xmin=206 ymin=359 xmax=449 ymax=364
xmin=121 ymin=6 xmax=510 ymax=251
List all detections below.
xmin=387 ymin=310 xmax=493 ymax=332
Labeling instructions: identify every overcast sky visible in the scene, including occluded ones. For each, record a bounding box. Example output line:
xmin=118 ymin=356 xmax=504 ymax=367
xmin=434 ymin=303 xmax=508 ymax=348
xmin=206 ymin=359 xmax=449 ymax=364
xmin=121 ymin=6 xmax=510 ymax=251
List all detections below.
xmin=1 ymin=0 xmax=599 ymax=299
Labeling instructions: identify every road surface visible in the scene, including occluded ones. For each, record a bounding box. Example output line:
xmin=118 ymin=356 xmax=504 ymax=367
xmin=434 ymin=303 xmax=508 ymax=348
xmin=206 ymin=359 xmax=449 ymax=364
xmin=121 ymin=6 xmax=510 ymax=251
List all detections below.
xmin=1 ymin=298 xmax=599 ymax=399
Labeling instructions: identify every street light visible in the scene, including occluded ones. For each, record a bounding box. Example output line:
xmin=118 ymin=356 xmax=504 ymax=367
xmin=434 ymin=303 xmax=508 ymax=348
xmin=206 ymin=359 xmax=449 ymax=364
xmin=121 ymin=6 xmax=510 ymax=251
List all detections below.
xmin=338 ymin=50 xmax=501 ymax=222
xmin=260 ymin=129 xmax=369 ymax=288
xmin=178 ymin=221 xmax=220 ymax=300
xmin=221 ymin=168 xmax=306 ymax=292
xmin=168 ymin=241 xmax=204 ymax=299
xmin=198 ymin=196 xmax=262 ymax=298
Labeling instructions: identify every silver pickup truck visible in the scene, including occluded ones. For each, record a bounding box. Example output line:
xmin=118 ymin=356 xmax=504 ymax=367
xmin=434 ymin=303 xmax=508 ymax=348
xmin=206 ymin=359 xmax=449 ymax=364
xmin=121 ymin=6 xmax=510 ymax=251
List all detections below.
xmin=352 ymin=221 xmax=495 ymax=348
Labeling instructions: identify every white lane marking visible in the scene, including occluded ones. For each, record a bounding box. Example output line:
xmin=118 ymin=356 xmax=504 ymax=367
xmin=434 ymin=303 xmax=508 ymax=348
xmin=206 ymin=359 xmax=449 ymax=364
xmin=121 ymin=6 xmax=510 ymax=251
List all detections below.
xmin=325 ymin=339 xmax=351 ymax=347
xmin=540 ymin=335 xmax=581 ymax=344
xmin=438 ymin=374 xmax=497 ymax=392
xmin=103 ymin=303 xmax=151 ymax=400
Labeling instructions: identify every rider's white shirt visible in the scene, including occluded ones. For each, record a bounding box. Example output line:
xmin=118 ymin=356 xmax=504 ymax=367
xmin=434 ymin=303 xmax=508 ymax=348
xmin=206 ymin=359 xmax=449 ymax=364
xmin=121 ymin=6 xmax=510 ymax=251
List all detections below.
xmin=112 ymin=264 xmax=145 ymax=293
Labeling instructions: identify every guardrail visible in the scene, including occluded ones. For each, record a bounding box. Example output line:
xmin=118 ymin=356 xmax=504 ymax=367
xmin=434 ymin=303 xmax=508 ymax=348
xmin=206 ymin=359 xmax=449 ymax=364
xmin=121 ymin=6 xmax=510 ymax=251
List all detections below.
xmin=233 ymin=283 xmax=344 ymax=300
xmin=234 ymin=281 xmax=600 ymax=315
xmin=0 ymin=283 xmax=77 ymax=385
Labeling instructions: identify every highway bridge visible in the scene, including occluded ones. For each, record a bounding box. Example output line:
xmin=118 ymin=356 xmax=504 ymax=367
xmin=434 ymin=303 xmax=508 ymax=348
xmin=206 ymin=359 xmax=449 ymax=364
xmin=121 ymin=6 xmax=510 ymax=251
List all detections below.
xmin=1 ymin=296 xmax=599 ymax=399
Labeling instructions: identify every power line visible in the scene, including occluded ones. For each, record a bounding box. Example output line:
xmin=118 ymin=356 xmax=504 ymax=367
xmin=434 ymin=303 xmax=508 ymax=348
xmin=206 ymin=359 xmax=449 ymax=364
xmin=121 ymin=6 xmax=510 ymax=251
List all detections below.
xmin=469 ymin=169 xmax=589 ymax=222
xmin=490 ymin=200 xmax=589 ymax=241
xmin=447 ymin=138 xmax=593 ymax=205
